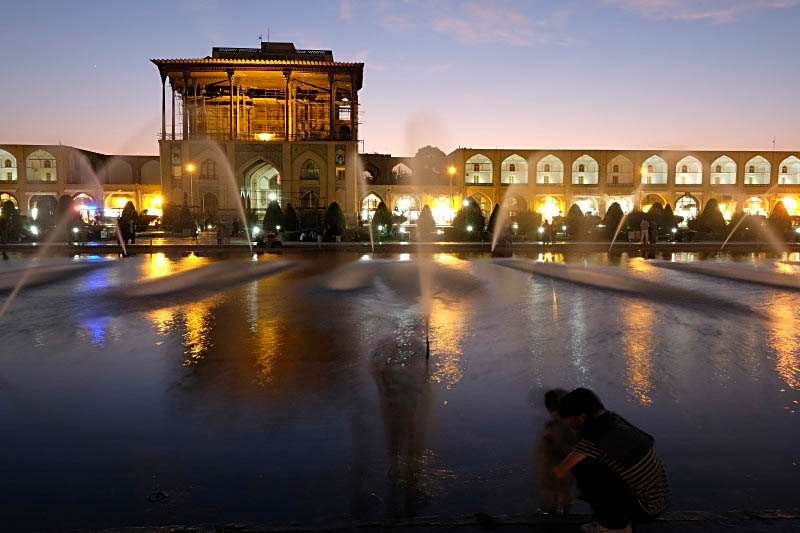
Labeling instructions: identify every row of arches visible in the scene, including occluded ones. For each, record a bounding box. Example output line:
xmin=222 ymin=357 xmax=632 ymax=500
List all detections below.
xmin=463 ymin=153 xmax=800 ymax=186
xmin=358 ymin=190 xmax=800 ymax=228
xmin=0 ymin=148 xmax=161 ymax=184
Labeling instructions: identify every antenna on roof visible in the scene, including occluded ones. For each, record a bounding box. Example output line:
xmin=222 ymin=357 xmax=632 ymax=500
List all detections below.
xmin=259 ymin=33 xmax=262 ymax=43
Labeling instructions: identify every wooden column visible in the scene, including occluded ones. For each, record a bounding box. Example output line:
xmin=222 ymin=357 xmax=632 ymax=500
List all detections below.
xmin=181 ymin=72 xmax=189 ymax=140
xmin=171 ymin=82 xmax=176 ymax=140
xmin=349 ymin=73 xmax=358 ymax=141
xmin=328 ymin=74 xmax=336 ymax=140
xmin=283 ymin=69 xmax=291 ymax=140
xmin=160 ymin=72 xmax=167 ymax=139
xmin=227 ymin=71 xmax=234 ymax=140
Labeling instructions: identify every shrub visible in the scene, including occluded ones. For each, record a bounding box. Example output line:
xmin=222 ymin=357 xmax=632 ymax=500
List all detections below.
xmin=283 ymin=203 xmax=299 ymax=231
xmin=451 ymin=199 xmax=485 ymax=240
xmin=263 ymin=200 xmax=284 ymax=231
xmin=513 ymin=209 xmax=541 ymax=236
xmin=298 ymin=208 xmax=322 ymax=231
xmin=769 ymin=200 xmax=791 ymax=233
xmin=0 ymin=200 xmax=22 ymax=242
xmin=602 ymin=202 xmax=624 ymax=239
xmin=695 ymin=198 xmax=727 ymax=235
xmin=487 ymin=203 xmax=500 ymax=234
xmin=564 ymin=203 xmax=585 ymax=238
xmin=324 ymin=202 xmax=346 ymax=237
xmin=416 ymin=205 xmax=436 ymax=239
xmin=371 ymin=201 xmax=393 ymax=234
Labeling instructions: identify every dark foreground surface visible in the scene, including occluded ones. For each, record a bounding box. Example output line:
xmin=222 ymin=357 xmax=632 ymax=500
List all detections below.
xmin=1 ymin=250 xmax=799 ymax=531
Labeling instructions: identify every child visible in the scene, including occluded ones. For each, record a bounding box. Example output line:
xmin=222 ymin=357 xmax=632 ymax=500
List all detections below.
xmin=534 ymin=388 xmax=575 ymax=515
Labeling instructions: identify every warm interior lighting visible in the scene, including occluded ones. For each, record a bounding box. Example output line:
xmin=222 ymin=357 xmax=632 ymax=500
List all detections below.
xmin=114 ymin=197 xmax=128 ymax=209
xmin=255 ymin=133 xmax=275 ymax=141
xmin=780 ymin=196 xmax=800 ymax=215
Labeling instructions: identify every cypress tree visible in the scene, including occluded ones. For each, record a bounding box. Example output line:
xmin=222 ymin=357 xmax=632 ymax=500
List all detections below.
xmin=416 ymin=205 xmax=436 ymax=239
xmin=263 ymin=200 xmax=284 ymax=231
xmin=284 ymin=203 xmax=299 ymax=231
xmin=769 ymin=200 xmax=792 ymax=233
xmin=487 ymin=203 xmax=500 ymax=233
xmin=371 ymin=201 xmax=393 ymax=233
xmin=324 ymin=202 xmax=346 ymax=236
xmin=602 ymin=202 xmax=624 ymax=238
xmin=697 ymin=198 xmax=727 ymax=234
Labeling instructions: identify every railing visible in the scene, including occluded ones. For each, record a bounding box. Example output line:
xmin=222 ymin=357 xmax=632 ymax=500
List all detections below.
xmin=158 ymin=131 xmax=355 ymax=142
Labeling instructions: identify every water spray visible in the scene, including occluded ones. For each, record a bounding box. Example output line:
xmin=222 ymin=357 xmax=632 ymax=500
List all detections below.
xmin=425 ymin=320 xmax=430 ymax=359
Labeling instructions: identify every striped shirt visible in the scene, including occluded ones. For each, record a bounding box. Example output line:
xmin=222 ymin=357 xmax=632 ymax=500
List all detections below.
xmin=574 ymin=412 xmax=672 ymax=516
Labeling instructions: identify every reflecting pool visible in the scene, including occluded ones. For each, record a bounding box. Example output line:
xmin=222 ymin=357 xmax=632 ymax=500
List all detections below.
xmin=0 ymin=251 xmax=799 ymax=529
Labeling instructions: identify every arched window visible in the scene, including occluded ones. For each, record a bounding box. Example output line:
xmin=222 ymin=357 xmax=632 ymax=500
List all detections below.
xmin=544 ymin=164 xmax=551 ymax=172
xmin=783 ymin=166 xmax=789 ymax=174
xmin=44 ymin=160 xmax=51 ymax=168
xmin=749 ymin=165 xmax=755 ymax=173
xmin=200 ymin=159 xmax=216 ymax=179
xmin=361 ymin=193 xmax=382 ymax=221
xmin=3 ymin=160 xmax=10 ymax=168
xmin=300 ymin=159 xmax=320 ymax=179
xmin=578 ymin=164 xmax=585 ymax=172
xmin=716 ymin=165 xmax=722 ymax=173
xmin=681 ymin=165 xmax=688 ymax=173
xmin=647 ymin=165 xmax=654 ymax=172
xmin=613 ymin=164 xmax=619 ymax=172
xmin=509 ymin=163 xmax=516 ymax=172
xmin=473 ymin=163 xmax=480 ymax=172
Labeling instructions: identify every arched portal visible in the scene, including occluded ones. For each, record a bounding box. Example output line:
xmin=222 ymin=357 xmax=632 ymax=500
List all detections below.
xmin=29 ymin=194 xmax=57 ymax=224
xmin=465 ymin=154 xmax=492 ymax=184
xmin=536 ymin=155 xmax=563 ymax=184
xmin=744 ymin=156 xmax=770 ymax=185
xmin=675 ymin=194 xmax=699 ymax=226
xmin=202 ymin=192 xmax=219 ymax=220
xmin=361 ymin=192 xmax=383 ymax=222
xmin=710 ymin=155 xmax=736 ymax=184
xmin=607 ymin=196 xmax=634 ymax=214
xmin=535 ymin=195 xmax=563 ymax=222
xmin=778 ymin=156 xmax=800 ymax=185
xmin=744 ymin=196 xmax=767 ymax=216
xmin=467 ymin=192 xmax=492 ymax=218
xmin=572 ymin=155 xmax=599 ymax=185
xmin=675 ymin=155 xmax=702 ymax=185
xmin=607 ymin=155 xmax=633 ymax=185
xmin=572 ymin=196 xmax=599 ymax=216
xmin=391 ymin=163 xmax=412 ymax=182
xmin=641 ymin=193 xmax=666 ymax=212
xmin=393 ymin=195 xmax=420 ymax=222
xmin=641 ymin=155 xmax=667 ymax=184
xmin=0 ymin=192 xmax=18 ymax=207
xmin=501 ymin=154 xmax=527 ymax=184
xmin=26 ymin=149 xmax=57 ymax=182
xmin=244 ymin=159 xmax=281 ymax=212
xmin=301 ymin=191 xmax=320 ymax=209
xmin=0 ymin=149 xmax=17 ymax=182
xmin=72 ymin=193 xmax=97 ymax=222
xmin=777 ymin=195 xmax=800 ymax=216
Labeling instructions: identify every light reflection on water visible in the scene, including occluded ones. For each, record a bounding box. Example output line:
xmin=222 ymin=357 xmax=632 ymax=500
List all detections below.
xmin=2 ymin=250 xmax=800 ymax=528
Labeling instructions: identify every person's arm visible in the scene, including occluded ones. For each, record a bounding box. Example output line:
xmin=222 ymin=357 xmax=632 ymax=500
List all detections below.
xmin=553 ymin=450 xmax=586 ymax=478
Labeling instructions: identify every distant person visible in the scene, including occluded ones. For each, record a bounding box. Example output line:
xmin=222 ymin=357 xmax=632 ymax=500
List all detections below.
xmin=639 ymin=219 xmax=650 ymax=245
xmin=192 ymin=225 xmax=199 ymax=244
xmin=232 ymin=219 xmax=240 ymax=237
xmin=128 ymin=219 xmax=136 ymax=244
xmin=299 ymin=232 xmax=306 ymax=242
xmin=542 ymin=221 xmax=552 ymax=244
xmin=554 ymin=388 xmax=671 ymax=533
xmin=216 ymin=223 xmax=224 ymax=245
xmin=534 ymin=389 xmax=575 ymax=515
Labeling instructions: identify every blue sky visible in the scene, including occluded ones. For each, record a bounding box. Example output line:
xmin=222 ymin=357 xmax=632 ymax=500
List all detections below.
xmin=1 ymin=0 xmax=798 ymax=155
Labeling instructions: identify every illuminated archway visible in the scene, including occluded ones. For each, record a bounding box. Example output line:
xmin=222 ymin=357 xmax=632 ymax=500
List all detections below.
xmin=245 ymin=160 xmax=281 ymax=211
xmin=0 ymin=149 xmax=17 ymax=181
xmin=0 ymin=192 xmax=18 ymax=207
xmin=536 ymin=155 xmax=563 ymax=184
xmin=777 ymin=195 xmax=800 ymax=216
xmin=572 ymin=196 xmax=599 ymax=216
xmin=710 ymin=155 xmax=736 ymax=185
xmin=465 ymin=154 xmax=492 ymax=184
xmin=607 ymin=155 xmax=633 ymax=185
xmin=675 ymin=194 xmax=699 ymax=226
xmin=607 ymin=196 xmax=634 ymax=214
xmin=501 ymin=154 xmax=527 ymax=184
xmin=467 ymin=192 xmax=492 ymax=218
xmin=641 ymin=155 xmax=667 ymax=184
xmin=572 ymin=155 xmax=599 ymax=185
xmin=675 ymin=155 xmax=702 ymax=185
xmin=361 ymin=192 xmax=383 ymax=222
xmin=28 ymin=194 xmax=57 ymax=224
xmin=714 ymin=196 xmax=737 ymax=221
xmin=778 ymin=156 xmax=800 ymax=185
xmin=391 ymin=163 xmax=412 ymax=182
xmin=640 ymin=193 xmax=666 ymax=212
xmin=26 ymin=149 xmax=57 ymax=182
xmin=744 ymin=196 xmax=767 ymax=216
xmin=744 ymin=156 xmax=770 ymax=185
xmin=72 ymin=193 xmax=98 ymax=222
xmin=535 ymin=195 xmax=563 ymax=222
xmin=392 ymin=195 xmax=420 ymax=222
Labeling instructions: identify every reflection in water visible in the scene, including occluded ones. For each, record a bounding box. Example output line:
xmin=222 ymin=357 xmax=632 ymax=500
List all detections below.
xmin=427 ymin=297 xmax=468 ymax=389
xmin=148 ymin=294 xmax=225 ymax=365
xmin=622 ymin=300 xmax=655 ymax=405
xmin=370 ymin=335 xmax=432 ymax=517
xmin=537 ymin=252 xmax=564 ymax=263
xmin=767 ymin=292 xmax=800 ymax=390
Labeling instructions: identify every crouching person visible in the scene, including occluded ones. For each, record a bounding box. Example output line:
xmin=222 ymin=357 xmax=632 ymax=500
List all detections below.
xmin=553 ymin=388 xmax=671 ymax=533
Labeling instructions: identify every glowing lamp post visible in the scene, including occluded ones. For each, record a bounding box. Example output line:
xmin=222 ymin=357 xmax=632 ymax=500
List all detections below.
xmin=186 ymin=163 xmax=196 ymax=207
xmin=448 ymin=165 xmax=456 ymax=222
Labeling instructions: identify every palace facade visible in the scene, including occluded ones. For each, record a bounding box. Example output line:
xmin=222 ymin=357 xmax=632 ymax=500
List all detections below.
xmin=2 ymin=42 xmax=799 ymax=230
xmin=360 ymin=149 xmax=800 ymax=227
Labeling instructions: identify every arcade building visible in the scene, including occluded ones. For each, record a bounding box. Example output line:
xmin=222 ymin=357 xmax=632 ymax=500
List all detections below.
xmin=1 ymin=42 xmax=799 ymax=230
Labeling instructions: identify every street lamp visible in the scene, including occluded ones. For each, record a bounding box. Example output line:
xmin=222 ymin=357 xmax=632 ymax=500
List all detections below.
xmin=186 ymin=163 xmax=196 ymax=208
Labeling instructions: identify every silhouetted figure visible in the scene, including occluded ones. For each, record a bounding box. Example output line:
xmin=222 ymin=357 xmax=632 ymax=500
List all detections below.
xmin=553 ymin=388 xmax=671 ymax=533
xmin=534 ymin=389 xmax=575 ymax=515
xmin=232 ymin=219 xmax=240 ymax=237
xmin=639 ymin=219 xmax=650 ymax=245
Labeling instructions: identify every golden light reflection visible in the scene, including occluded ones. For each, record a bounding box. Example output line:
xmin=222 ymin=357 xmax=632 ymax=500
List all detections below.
xmin=147 ymin=292 xmax=225 ymax=365
xmin=427 ymin=297 xmax=469 ymax=389
xmin=537 ymin=252 xmax=564 ymax=263
xmin=141 ymin=253 xmax=209 ymax=280
xmin=622 ymin=300 xmax=656 ymax=405
xmin=767 ymin=292 xmax=800 ymax=390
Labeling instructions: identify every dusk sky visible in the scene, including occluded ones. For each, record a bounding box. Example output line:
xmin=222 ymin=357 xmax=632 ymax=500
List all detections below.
xmin=2 ymin=0 xmax=799 ymax=156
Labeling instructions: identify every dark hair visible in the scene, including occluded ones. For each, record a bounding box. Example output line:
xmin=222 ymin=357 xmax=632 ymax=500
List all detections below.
xmin=558 ymin=388 xmax=605 ymax=417
xmin=544 ymin=388 xmax=568 ymax=411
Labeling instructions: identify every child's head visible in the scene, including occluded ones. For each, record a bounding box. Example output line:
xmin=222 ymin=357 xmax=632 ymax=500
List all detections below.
xmin=544 ymin=388 xmax=568 ymax=418
xmin=558 ymin=388 xmax=605 ymax=429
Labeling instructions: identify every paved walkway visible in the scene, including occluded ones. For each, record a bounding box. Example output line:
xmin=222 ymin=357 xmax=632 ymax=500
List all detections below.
xmin=81 ymin=510 xmax=800 ymax=532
